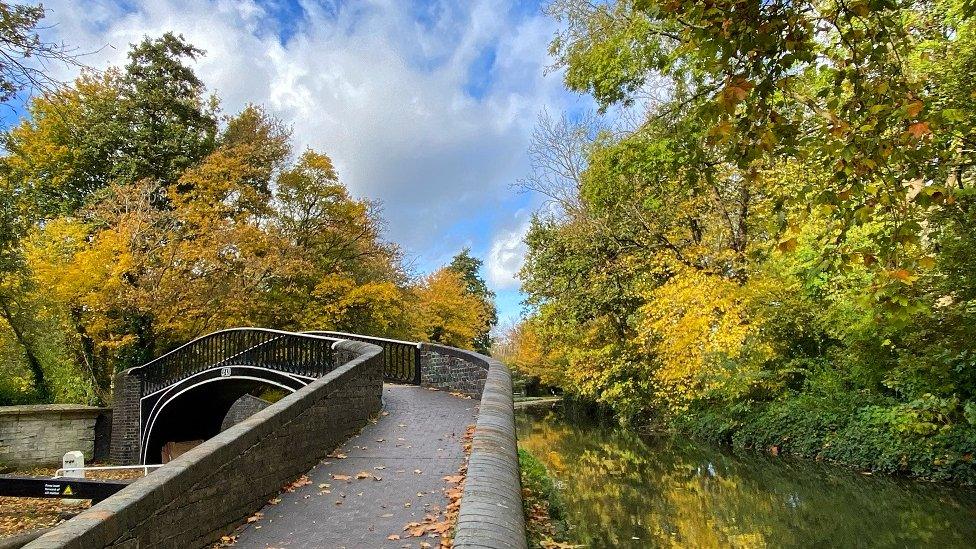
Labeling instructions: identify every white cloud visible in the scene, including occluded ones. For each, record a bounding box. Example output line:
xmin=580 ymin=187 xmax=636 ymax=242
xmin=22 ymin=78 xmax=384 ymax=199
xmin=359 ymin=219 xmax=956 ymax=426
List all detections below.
xmin=487 ymin=216 xmax=530 ymax=290
xmin=31 ymin=0 xmax=586 ymax=269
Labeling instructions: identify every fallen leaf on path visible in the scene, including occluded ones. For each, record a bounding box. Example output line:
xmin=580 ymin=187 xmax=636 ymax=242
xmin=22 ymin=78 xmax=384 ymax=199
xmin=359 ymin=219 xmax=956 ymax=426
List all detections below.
xmin=283 ymin=475 xmax=311 ymax=492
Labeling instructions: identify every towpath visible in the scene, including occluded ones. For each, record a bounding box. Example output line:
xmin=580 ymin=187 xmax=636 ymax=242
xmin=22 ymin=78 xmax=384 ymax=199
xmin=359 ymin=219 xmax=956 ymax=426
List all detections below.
xmin=232 ymin=385 xmax=477 ymax=549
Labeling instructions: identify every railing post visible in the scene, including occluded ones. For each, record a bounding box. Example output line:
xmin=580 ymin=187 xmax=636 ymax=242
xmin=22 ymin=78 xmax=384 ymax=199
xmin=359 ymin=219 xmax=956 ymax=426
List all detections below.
xmin=413 ymin=344 xmax=422 ymax=385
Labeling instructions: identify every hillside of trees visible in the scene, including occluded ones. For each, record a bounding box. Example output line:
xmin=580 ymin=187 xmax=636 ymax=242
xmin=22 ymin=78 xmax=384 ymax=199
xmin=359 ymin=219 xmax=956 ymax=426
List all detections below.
xmin=502 ymin=0 xmax=976 ymax=482
xmin=0 ymin=32 xmax=496 ymax=406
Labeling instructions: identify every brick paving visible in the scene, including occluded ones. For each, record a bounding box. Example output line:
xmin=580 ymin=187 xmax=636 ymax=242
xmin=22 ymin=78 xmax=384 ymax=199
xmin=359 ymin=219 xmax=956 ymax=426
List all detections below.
xmin=232 ymin=385 xmax=477 ymax=549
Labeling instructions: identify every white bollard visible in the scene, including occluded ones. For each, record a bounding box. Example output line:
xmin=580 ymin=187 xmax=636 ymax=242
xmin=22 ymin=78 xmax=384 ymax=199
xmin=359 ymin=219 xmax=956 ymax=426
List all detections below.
xmin=61 ymin=450 xmax=85 ymax=505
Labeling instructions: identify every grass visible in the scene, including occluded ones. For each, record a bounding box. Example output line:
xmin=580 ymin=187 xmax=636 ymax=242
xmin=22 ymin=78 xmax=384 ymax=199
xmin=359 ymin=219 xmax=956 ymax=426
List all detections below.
xmin=519 ymin=447 xmax=570 ymax=548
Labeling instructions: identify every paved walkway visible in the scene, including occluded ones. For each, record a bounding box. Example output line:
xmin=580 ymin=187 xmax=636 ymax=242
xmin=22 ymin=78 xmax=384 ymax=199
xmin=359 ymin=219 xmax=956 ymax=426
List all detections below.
xmin=233 ymin=385 xmax=477 ymax=549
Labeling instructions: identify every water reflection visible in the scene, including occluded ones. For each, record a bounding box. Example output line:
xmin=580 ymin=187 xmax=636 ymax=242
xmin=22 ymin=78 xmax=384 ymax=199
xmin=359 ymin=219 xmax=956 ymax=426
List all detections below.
xmin=516 ymin=405 xmax=976 ymax=548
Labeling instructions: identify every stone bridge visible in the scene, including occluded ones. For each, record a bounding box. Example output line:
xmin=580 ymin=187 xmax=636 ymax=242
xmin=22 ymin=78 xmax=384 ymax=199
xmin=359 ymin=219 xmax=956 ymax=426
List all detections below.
xmin=21 ymin=330 xmax=525 ymax=549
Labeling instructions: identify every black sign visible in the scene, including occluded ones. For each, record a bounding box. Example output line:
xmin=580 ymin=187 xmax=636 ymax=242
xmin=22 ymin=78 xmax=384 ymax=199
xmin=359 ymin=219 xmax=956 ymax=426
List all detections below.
xmin=0 ymin=475 xmax=130 ymax=504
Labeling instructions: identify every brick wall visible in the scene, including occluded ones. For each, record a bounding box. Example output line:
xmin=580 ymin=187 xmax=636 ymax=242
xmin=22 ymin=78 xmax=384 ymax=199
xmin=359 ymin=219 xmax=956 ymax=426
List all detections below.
xmin=23 ymin=340 xmax=383 ymax=549
xmin=419 ymin=343 xmax=489 ymax=397
xmin=0 ymin=405 xmax=110 ymax=467
xmin=109 ymin=370 xmax=142 ymax=466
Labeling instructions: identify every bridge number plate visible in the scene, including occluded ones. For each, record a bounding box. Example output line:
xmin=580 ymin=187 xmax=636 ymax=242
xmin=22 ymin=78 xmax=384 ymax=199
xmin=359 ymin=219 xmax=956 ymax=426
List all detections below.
xmin=220 ymin=367 xmax=231 ymax=377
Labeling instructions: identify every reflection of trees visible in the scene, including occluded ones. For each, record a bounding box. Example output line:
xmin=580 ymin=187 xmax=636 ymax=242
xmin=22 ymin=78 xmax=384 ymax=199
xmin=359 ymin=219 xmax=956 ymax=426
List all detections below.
xmin=516 ymin=410 xmax=976 ymax=548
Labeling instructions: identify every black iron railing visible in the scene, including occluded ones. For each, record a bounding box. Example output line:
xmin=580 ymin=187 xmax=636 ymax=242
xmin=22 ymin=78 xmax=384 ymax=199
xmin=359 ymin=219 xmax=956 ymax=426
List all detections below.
xmin=305 ymin=331 xmax=422 ymax=385
xmin=132 ymin=328 xmax=341 ymax=394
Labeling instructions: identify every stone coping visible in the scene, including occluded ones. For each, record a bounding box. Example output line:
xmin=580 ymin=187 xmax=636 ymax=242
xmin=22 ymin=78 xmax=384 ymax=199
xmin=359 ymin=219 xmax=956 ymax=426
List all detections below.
xmin=0 ymin=405 xmax=109 ymax=417
xmin=0 ymin=528 xmax=51 ymax=549
xmin=450 ymin=352 xmax=528 ymax=549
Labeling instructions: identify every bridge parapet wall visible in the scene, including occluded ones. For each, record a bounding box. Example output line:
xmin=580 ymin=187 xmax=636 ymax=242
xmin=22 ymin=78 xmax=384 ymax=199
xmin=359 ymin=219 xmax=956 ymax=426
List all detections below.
xmin=416 ymin=344 xmax=526 ymax=547
xmin=441 ymin=350 xmax=527 ymax=549
xmin=24 ymin=340 xmax=383 ymax=549
xmin=419 ymin=343 xmax=490 ymax=397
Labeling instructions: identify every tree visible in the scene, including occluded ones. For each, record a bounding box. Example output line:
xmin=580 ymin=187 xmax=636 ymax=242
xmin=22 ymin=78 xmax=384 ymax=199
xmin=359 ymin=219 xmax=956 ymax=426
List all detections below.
xmin=547 ymin=0 xmax=970 ymax=293
xmin=119 ymin=33 xmax=217 ymax=186
xmin=3 ymin=33 xmax=218 ymax=218
xmin=0 ymin=2 xmax=84 ymax=103
xmin=272 ymin=149 xmax=408 ymax=335
xmin=412 ymin=268 xmax=491 ymax=350
xmin=447 ymin=248 xmax=497 ymax=354
xmin=512 ymin=0 xmax=976 ymax=480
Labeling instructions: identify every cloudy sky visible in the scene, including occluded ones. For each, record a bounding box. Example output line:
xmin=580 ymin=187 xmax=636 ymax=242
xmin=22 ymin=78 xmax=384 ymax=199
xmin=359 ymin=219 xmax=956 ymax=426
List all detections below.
xmin=15 ymin=0 xmax=593 ymax=324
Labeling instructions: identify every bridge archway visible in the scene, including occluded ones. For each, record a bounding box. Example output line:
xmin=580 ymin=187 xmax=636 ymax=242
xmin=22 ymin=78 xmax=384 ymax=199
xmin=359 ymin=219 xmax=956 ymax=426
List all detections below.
xmin=140 ymin=366 xmax=309 ymax=464
xmin=109 ymin=328 xmax=426 ymax=465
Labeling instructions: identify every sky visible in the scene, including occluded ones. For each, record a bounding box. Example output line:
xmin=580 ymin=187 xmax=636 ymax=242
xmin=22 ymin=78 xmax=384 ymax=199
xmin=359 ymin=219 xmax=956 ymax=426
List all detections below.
xmin=12 ymin=0 xmax=593 ymax=327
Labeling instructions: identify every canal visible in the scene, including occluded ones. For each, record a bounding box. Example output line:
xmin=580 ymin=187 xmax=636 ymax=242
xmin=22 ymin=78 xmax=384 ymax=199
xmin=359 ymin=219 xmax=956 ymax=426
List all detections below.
xmin=516 ymin=404 xmax=976 ymax=548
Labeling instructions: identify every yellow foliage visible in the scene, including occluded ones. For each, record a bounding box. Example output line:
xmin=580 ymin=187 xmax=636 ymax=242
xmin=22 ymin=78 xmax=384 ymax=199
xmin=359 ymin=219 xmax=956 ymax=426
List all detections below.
xmin=304 ymin=275 xmax=407 ymax=335
xmin=640 ymin=267 xmax=756 ymax=410
xmin=499 ymin=320 xmax=564 ymax=387
xmin=411 ymin=268 xmax=490 ymax=350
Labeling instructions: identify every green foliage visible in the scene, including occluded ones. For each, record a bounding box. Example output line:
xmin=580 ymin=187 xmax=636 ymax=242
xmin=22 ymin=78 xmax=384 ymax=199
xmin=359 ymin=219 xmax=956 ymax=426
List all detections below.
xmin=519 ymin=447 xmax=569 ymax=548
xmin=700 ymin=394 xmax=976 ymax=483
xmin=447 ymin=248 xmax=497 ymax=354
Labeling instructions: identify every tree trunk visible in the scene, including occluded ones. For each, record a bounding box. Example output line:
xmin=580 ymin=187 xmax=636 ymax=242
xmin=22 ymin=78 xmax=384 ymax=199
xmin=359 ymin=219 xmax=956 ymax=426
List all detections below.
xmin=0 ymin=296 xmax=50 ymax=402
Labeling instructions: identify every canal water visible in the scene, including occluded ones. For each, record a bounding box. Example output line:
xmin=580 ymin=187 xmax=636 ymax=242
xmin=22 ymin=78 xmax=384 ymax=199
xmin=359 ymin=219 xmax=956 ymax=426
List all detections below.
xmin=516 ymin=404 xmax=976 ymax=548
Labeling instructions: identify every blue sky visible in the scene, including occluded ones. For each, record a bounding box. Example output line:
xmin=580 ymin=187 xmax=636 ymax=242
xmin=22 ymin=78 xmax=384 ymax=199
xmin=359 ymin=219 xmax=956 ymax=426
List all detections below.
xmin=13 ymin=0 xmax=593 ymax=326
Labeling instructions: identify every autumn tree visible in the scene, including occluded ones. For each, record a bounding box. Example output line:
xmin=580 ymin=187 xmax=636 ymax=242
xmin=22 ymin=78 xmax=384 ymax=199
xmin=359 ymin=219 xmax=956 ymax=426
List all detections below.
xmin=447 ymin=248 xmax=497 ymax=354
xmin=0 ymin=35 xmax=415 ymax=404
xmin=272 ymin=150 xmax=408 ymax=336
xmin=412 ymin=267 xmax=491 ymax=350
xmin=513 ymin=0 xmax=976 ymax=479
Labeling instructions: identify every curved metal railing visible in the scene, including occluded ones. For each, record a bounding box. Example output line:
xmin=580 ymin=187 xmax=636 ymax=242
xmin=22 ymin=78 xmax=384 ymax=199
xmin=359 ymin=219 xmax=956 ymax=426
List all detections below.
xmin=304 ymin=331 xmax=422 ymax=385
xmin=132 ymin=328 xmax=342 ymax=394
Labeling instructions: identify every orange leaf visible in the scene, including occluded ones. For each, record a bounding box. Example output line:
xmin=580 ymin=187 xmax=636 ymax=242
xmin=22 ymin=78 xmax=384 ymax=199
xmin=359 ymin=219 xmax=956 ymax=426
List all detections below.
xmin=907 ymin=121 xmax=930 ymax=139
xmin=906 ymin=100 xmax=923 ymax=118
xmin=890 ymin=269 xmax=915 ymax=285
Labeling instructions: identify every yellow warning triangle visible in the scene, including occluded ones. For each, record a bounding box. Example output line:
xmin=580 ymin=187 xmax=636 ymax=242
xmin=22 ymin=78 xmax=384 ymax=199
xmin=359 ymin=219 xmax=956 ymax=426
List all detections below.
xmin=63 ymin=485 xmax=73 ymax=496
